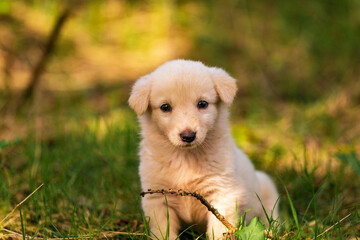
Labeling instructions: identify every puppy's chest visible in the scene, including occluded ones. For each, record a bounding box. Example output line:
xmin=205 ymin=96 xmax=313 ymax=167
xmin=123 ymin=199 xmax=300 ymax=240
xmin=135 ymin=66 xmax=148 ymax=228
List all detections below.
xmin=144 ymin=149 xmax=224 ymax=192
xmin=164 ymin=157 xmax=219 ymax=192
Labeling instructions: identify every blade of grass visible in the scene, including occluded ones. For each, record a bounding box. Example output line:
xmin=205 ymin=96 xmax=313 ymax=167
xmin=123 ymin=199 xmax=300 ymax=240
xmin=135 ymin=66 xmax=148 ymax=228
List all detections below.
xmin=286 ymin=187 xmax=299 ymax=230
xmin=19 ymin=208 xmax=26 ymax=240
xmin=152 ymin=194 xmax=171 ymax=240
xmin=277 ymin=175 xmax=299 ymax=232
xmin=255 ymin=193 xmax=271 ymax=224
xmin=175 ymin=224 xmax=198 ymax=240
xmin=93 ymin=218 xmax=112 ymax=237
xmin=238 ymin=209 xmax=250 ymax=230
xmin=30 ymin=224 xmax=42 ymax=240
xmin=50 ymin=221 xmax=65 ymax=238
xmin=142 ymin=214 xmax=152 ymax=239
xmin=349 ymin=219 xmax=359 ymax=240
xmin=235 ymin=200 xmax=239 ymax=228
xmin=312 ymin=185 xmax=318 ymax=239
xmin=164 ymin=193 xmax=170 ymax=240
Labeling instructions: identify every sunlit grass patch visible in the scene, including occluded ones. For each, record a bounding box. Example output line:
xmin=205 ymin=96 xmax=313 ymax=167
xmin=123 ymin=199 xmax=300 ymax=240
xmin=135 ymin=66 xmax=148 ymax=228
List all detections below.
xmin=0 ymin=109 xmax=144 ymax=238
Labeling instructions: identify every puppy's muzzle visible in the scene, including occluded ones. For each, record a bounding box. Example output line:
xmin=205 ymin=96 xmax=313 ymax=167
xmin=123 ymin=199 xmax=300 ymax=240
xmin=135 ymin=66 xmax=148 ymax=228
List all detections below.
xmin=180 ymin=130 xmax=196 ymax=143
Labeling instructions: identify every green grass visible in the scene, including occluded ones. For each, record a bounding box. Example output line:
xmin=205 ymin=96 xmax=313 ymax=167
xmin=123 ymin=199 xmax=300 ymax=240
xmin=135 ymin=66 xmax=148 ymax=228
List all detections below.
xmin=1 ymin=107 xmax=145 ymax=239
xmin=1 ymin=94 xmax=359 ymax=239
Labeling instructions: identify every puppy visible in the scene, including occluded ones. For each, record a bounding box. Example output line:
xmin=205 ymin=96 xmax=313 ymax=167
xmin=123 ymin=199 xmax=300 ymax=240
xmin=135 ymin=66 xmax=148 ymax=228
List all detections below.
xmin=129 ymin=60 xmax=278 ymax=239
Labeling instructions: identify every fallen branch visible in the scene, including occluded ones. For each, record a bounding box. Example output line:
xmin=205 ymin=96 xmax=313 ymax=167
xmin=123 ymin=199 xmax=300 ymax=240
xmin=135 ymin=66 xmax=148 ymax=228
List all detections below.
xmin=140 ymin=188 xmax=237 ymax=233
xmin=15 ymin=5 xmax=73 ymax=111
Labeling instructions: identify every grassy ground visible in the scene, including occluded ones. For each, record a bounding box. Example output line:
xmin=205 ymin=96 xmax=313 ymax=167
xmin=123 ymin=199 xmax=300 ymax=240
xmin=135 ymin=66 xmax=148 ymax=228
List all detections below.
xmin=0 ymin=86 xmax=359 ymax=239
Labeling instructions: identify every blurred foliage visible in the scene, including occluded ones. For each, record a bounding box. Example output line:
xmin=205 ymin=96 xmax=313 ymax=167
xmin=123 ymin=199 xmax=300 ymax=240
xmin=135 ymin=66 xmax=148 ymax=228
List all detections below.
xmin=0 ymin=137 xmax=20 ymax=152
xmin=0 ymin=0 xmax=359 ymax=175
xmin=0 ymin=0 xmax=358 ymax=165
xmin=336 ymin=150 xmax=360 ymax=175
xmin=0 ymin=0 xmax=359 ymax=97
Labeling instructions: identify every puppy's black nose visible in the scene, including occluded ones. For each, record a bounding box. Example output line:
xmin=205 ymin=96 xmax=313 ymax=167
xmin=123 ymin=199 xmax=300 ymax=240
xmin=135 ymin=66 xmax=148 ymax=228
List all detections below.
xmin=180 ymin=130 xmax=196 ymax=143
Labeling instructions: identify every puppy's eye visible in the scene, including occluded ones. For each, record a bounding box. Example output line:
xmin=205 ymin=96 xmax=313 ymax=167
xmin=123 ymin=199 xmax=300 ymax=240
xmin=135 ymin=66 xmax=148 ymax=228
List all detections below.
xmin=197 ymin=100 xmax=208 ymax=109
xmin=160 ymin=103 xmax=172 ymax=112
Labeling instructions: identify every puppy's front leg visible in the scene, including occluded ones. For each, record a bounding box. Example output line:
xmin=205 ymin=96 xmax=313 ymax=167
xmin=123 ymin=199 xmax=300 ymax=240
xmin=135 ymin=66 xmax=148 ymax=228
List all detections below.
xmin=206 ymin=204 xmax=236 ymax=240
xmin=142 ymin=197 xmax=180 ymax=240
xmin=207 ymin=212 xmax=227 ymax=239
xmin=206 ymin=196 xmax=239 ymax=240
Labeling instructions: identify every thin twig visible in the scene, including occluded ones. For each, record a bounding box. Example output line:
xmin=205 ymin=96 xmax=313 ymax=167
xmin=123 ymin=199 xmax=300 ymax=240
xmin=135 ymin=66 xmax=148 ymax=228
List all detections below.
xmin=0 ymin=183 xmax=44 ymax=225
xmin=195 ymin=233 xmax=204 ymax=240
xmin=140 ymin=188 xmax=237 ymax=233
xmin=315 ymin=213 xmax=351 ymax=238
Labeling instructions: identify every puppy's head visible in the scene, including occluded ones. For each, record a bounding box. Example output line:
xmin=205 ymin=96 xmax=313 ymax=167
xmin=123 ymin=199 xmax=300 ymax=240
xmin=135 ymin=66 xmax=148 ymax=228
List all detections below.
xmin=129 ymin=60 xmax=237 ymax=148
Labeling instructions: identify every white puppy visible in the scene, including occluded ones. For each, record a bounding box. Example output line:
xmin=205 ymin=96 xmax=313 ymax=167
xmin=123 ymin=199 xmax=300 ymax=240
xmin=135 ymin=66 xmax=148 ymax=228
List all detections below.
xmin=129 ymin=60 xmax=278 ymax=239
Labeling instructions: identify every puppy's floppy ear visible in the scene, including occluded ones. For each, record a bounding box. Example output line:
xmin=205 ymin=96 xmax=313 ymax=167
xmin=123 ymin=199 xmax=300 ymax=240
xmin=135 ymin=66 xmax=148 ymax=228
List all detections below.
xmin=209 ymin=67 xmax=238 ymax=105
xmin=128 ymin=75 xmax=151 ymax=115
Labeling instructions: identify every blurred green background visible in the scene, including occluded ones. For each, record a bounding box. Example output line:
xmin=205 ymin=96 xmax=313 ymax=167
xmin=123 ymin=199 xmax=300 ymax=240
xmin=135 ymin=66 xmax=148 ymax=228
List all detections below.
xmin=1 ymin=0 xmax=359 ymax=168
xmin=0 ymin=0 xmax=359 ymax=239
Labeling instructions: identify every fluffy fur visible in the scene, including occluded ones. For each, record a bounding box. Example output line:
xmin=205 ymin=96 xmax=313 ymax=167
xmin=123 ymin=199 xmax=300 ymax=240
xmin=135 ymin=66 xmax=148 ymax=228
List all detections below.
xmin=129 ymin=60 xmax=279 ymax=239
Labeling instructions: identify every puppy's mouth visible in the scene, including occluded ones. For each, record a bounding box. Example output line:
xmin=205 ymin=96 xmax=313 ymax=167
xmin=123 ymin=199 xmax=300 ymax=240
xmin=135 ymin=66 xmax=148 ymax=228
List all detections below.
xmin=178 ymin=138 xmax=204 ymax=149
xmin=168 ymin=138 xmax=199 ymax=149
xmin=179 ymin=142 xmax=197 ymax=149
xmin=170 ymin=138 xmax=204 ymax=150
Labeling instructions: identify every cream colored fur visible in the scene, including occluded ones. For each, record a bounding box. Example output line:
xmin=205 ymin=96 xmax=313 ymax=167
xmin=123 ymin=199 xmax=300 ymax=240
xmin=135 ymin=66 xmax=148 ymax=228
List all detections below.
xmin=129 ymin=60 xmax=279 ymax=239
